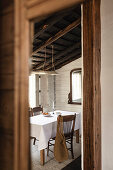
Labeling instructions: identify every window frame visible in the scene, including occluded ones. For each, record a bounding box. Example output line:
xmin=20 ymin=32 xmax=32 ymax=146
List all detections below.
xmin=68 ymin=68 xmax=82 ymax=105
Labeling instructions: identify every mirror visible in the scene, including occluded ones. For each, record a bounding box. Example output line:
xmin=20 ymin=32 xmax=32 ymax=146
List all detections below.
xmin=68 ymin=68 xmax=82 ymax=104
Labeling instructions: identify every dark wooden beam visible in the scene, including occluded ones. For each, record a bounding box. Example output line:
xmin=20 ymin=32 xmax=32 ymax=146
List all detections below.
xmin=35 ymin=48 xmax=81 ymax=71
xmin=34 ymin=7 xmax=78 ymax=40
xmin=33 ymin=42 xmax=80 ymax=69
xmin=32 ymin=58 xmax=44 ymax=61
xmin=32 ymin=61 xmax=41 ymax=65
xmin=52 ymin=42 xmax=67 ymax=48
xmin=45 ymin=49 xmax=81 ymax=70
xmin=32 ymin=18 xmax=80 ymax=55
xmin=54 ymin=23 xmax=80 ymax=39
xmin=61 ymin=37 xmax=80 ymax=44
xmin=55 ymin=55 xmax=81 ymax=70
xmin=32 ymin=53 xmax=50 ymax=58
xmin=33 ymin=38 xmax=68 ymax=50
xmin=83 ymin=0 xmax=101 ymax=170
xmin=37 ymin=47 xmax=52 ymax=53
xmin=53 ymin=38 xmax=75 ymax=47
xmin=34 ymin=16 xmax=62 ymax=40
xmin=34 ymin=39 xmax=67 ymax=51
xmin=35 ymin=30 xmax=79 ymax=46
xmin=37 ymin=51 xmax=52 ymax=55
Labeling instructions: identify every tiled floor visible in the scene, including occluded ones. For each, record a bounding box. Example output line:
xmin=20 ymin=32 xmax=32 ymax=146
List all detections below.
xmin=31 ymin=137 xmax=81 ymax=170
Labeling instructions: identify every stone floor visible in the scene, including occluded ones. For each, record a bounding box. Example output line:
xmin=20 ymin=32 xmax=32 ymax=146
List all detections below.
xmin=31 ymin=137 xmax=81 ymax=170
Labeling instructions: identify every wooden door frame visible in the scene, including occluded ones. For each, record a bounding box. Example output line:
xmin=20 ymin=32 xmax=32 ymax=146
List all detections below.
xmin=14 ymin=0 xmax=101 ymax=170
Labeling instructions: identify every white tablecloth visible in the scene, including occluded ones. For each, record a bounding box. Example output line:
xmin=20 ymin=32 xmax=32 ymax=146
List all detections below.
xmin=30 ymin=110 xmax=80 ymax=150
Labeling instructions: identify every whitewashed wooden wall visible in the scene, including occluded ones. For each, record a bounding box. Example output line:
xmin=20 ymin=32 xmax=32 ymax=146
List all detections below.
xmin=39 ymin=75 xmax=55 ymax=112
xmin=55 ymin=58 xmax=82 ymax=112
xmin=39 ymin=58 xmax=82 ymax=112
xmin=38 ymin=58 xmax=82 ymax=113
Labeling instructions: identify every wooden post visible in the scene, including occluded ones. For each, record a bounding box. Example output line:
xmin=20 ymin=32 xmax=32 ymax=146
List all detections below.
xmin=40 ymin=149 xmax=45 ymax=165
xmin=75 ymin=129 xmax=79 ymax=143
xmin=83 ymin=0 xmax=101 ymax=170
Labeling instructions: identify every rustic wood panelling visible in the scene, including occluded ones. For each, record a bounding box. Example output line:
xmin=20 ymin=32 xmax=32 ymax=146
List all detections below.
xmin=0 ymin=1 xmax=14 ymax=170
xmin=14 ymin=0 xmax=30 ymax=169
xmin=56 ymin=58 xmax=82 ymax=113
xmin=0 ymin=55 xmax=14 ymax=74
xmin=0 ymin=12 xmax=14 ymax=44
xmin=0 ymin=44 xmax=14 ymax=72
xmin=26 ymin=0 xmax=84 ymax=19
xmin=0 ymin=43 xmax=14 ymax=57
xmin=26 ymin=0 xmax=84 ymax=10
xmin=0 ymin=132 xmax=14 ymax=169
xmin=0 ymin=75 xmax=14 ymax=90
xmin=0 ymin=91 xmax=14 ymax=130
xmin=0 ymin=0 xmax=13 ymax=10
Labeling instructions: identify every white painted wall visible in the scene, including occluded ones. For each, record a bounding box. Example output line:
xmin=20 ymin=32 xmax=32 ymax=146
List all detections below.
xmin=29 ymin=74 xmax=36 ymax=108
xmin=101 ymin=0 xmax=113 ymax=169
xmin=55 ymin=58 xmax=82 ymax=113
xmin=39 ymin=59 xmax=82 ymax=113
xmin=39 ymin=75 xmax=55 ymax=112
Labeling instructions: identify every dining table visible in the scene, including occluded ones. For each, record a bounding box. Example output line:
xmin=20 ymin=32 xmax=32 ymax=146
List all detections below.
xmin=30 ymin=110 xmax=80 ymax=165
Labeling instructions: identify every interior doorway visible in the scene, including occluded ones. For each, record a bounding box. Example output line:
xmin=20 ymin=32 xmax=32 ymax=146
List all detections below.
xmin=29 ymin=4 xmax=82 ymax=169
xmin=13 ymin=0 xmax=101 ymax=170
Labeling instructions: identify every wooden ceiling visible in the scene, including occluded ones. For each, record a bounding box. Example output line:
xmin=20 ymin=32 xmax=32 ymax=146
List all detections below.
xmin=32 ymin=5 xmax=81 ymax=71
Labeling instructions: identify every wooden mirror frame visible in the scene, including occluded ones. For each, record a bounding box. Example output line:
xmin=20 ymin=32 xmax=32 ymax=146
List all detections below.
xmin=68 ymin=68 xmax=82 ymax=105
xmin=13 ymin=0 xmax=101 ymax=170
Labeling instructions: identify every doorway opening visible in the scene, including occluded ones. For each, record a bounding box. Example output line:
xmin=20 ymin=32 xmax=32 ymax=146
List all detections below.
xmin=29 ymin=4 xmax=82 ymax=170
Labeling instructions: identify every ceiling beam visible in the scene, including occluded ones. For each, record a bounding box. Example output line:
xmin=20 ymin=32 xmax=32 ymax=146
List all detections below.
xmin=33 ymin=42 xmax=80 ymax=70
xmin=54 ymin=23 xmax=80 ymax=39
xmin=55 ymin=55 xmax=81 ymax=70
xmin=34 ymin=5 xmax=80 ymax=40
xmin=32 ymin=18 xmax=80 ymax=56
xmin=32 ymin=53 xmax=50 ymax=58
xmin=45 ymin=49 xmax=81 ymax=70
xmin=32 ymin=58 xmax=44 ymax=61
xmin=34 ymin=13 xmax=68 ymax=41
xmin=32 ymin=61 xmax=41 ymax=65
xmin=35 ymin=49 xmax=81 ymax=71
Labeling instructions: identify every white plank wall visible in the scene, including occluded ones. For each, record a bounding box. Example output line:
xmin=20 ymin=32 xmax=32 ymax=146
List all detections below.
xmin=39 ymin=75 xmax=55 ymax=112
xmin=55 ymin=58 xmax=82 ymax=112
xmin=38 ymin=58 xmax=82 ymax=113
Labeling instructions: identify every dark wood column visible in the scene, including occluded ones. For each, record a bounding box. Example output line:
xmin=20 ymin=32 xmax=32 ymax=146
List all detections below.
xmin=83 ymin=0 xmax=101 ymax=170
xmin=0 ymin=1 xmax=14 ymax=170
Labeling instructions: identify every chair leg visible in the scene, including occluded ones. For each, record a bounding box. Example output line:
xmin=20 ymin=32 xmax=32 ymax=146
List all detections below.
xmin=33 ymin=138 xmax=36 ymax=145
xmin=47 ymin=141 xmax=49 ymax=156
xmin=71 ymin=138 xmax=74 ymax=159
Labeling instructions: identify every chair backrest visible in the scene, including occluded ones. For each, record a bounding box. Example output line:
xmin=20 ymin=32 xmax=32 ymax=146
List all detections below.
xmin=32 ymin=106 xmax=43 ymax=116
xmin=29 ymin=107 xmax=33 ymax=117
xmin=29 ymin=110 xmax=33 ymax=117
xmin=57 ymin=114 xmax=76 ymax=137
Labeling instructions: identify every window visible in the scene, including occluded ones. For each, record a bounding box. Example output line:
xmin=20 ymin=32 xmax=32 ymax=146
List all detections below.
xmin=29 ymin=74 xmax=36 ymax=108
xmin=68 ymin=68 xmax=82 ymax=104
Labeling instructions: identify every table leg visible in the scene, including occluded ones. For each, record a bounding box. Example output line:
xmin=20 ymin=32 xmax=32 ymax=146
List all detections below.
xmin=75 ymin=129 xmax=79 ymax=143
xmin=40 ymin=149 xmax=45 ymax=165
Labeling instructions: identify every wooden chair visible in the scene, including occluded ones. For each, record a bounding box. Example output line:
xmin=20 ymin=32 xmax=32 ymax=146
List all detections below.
xmin=29 ymin=106 xmax=43 ymax=145
xmin=32 ymin=106 xmax=43 ymax=116
xmin=29 ymin=108 xmax=33 ymax=117
xmin=47 ymin=114 xmax=76 ymax=159
xmin=29 ymin=109 xmax=36 ymax=145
